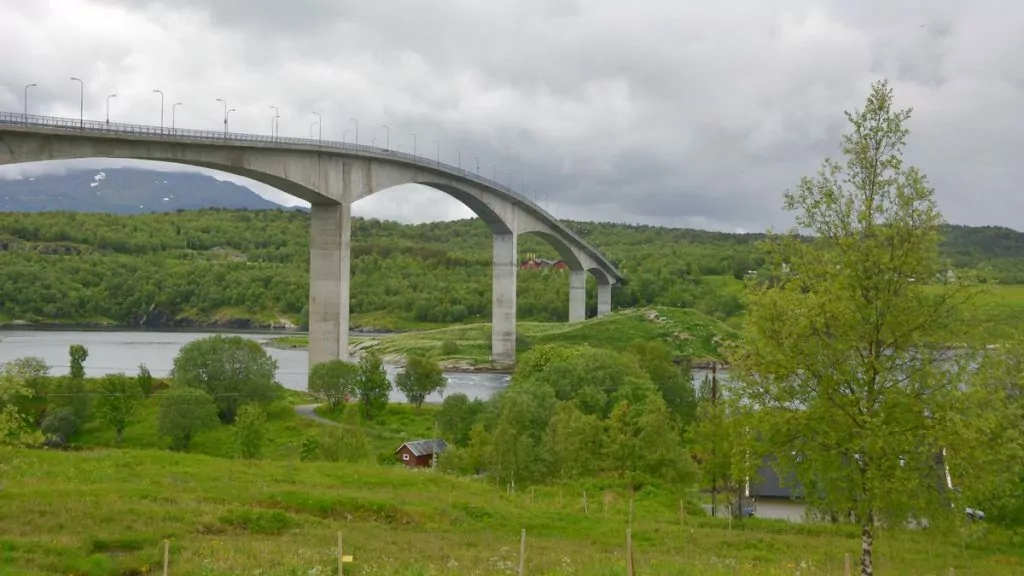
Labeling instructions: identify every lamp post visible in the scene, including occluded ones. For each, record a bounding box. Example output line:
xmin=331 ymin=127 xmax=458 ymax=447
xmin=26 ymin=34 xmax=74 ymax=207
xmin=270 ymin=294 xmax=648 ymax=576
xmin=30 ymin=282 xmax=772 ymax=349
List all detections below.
xmin=380 ymin=124 xmax=390 ymax=149
xmin=172 ymin=102 xmax=183 ymax=131
xmin=371 ymin=136 xmax=376 ymax=147
xmin=70 ymin=77 xmax=83 ymax=127
xmin=433 ymin=141 xmax=440 ymax=166
xmin=312 ymin=111 xmax=322 ymax=143
xmin=216 ymin=98 xmax=228 ymax=135
xmin=474 ymin=156 xmax=479 ymax=174
xmin=410 ymin=133 xmax=417 ymax=156
xmin=105 ymin=94 xmax=117 ymax=125
xmin=269 ymin=105 xmax=279 ymax=138
xmin=226 ymin=108 xmax=236 ymax=133
xmin=455 ymin=148 xmax=461 ymax=171
xmin=23 ymin=83 xmax=36 ymax=116
xmin=350 ymin=118 xmax=358 ymax=145
xmin=152 ymin=89 xmax=164 ymax=131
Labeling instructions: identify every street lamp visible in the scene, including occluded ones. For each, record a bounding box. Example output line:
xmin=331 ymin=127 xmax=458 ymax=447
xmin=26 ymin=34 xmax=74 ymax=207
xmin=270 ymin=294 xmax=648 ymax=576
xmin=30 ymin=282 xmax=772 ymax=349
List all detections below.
xmin=216 ymin=98 xmax=228 ymax=135
xmin=371 ymin=136 xmax=376 ymax=147
xmin=350 ymin=118 xmax=358 ymax=145
xmin=312 ymin=111 xmax=322 ymax=143
xmin=380 ymin=124 xmax=390 ymax=149
xmin=455 ymin=148 xmax=461 ymax=171
xmin=474 ymin=156 xmax=479 ymax=174
xmin=69 ymin=77 xmax=84 ymax=128
xmin=105 ymin=94 xmax=117 ymax=125
xmin=172 ymin=102 xmax=183 ymax=131
xmin=269 ymin=105 xmax=279 ymax=138
xmin=433 ymin=141 xmax=440 ymax=166
xmin=23 ymin=83 xmax=37 ymax=116
xmin=410 ymin=133 xmax=417 ymax=156
xmin=226 ymin=108 xmax=236 ymax=133
xmin=153 ymin=89 xmax=164 ymax=131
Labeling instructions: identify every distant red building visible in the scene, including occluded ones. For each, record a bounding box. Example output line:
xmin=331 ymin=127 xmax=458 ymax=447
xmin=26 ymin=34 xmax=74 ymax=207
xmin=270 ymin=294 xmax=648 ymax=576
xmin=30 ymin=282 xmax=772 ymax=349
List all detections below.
xmin=519 ymin=257 xmax=568 ymax=271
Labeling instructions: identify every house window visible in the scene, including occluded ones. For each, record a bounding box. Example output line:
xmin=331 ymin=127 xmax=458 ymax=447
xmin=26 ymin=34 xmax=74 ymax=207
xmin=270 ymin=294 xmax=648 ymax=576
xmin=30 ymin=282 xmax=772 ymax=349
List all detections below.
xmin=402 ymin=454 xmax=410 ymax=461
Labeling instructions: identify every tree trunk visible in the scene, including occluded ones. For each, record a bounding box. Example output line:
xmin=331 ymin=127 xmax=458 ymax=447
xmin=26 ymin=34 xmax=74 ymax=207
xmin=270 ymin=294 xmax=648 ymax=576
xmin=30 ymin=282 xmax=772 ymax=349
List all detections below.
xmin=115 ymin=428 xmax=123 ymax=444
xmin=860 ymin=520 xmax=874 ymax=576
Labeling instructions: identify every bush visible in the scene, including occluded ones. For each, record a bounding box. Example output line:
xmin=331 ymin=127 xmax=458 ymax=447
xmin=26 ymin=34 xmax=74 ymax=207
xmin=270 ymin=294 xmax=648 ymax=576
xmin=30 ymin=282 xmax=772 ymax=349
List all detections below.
xmin=136 ymin=364 xmax=155 ymax=398
xmin=158 ymin=387 xmax=219 ymax=451
xmin=234 ymin=404 xmax=266 ymax=460
xmin=40 ymin=406 xmax=79 ymax=444
xmin=171 ymin=335 xmax=279 ymax=423
xmin=307 ymin=359 xmax=358 ymax=409
xmin=439 ymin=339 xmax=460 ymax=355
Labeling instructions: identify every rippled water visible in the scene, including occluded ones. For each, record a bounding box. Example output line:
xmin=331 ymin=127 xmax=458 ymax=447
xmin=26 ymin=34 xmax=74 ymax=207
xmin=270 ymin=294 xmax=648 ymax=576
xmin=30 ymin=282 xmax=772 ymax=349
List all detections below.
xmin=0 ymin=329 xmax=510 ymax=403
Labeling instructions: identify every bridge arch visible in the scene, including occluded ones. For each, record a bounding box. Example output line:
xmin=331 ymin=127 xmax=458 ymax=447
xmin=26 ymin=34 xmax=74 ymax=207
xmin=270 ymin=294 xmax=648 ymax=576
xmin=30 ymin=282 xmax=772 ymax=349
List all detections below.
xmin=0 ymin=114 xmax=622 ymax=369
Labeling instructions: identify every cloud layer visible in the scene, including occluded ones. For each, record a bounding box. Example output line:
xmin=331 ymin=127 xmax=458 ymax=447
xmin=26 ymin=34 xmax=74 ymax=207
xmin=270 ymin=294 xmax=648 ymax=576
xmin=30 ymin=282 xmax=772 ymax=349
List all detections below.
xmin=1 ymin=0 xmax=1022 ymax=231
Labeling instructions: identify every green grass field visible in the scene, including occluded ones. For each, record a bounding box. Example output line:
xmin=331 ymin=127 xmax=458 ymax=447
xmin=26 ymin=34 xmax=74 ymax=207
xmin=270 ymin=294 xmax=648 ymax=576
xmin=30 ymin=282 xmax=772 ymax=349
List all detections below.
xmin=2 ymin=446 xmax=1021 ymax=575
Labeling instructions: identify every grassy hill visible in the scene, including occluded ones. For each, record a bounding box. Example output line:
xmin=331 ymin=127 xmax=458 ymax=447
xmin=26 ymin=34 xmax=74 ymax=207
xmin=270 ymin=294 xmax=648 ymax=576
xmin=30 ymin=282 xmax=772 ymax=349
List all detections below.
xmin=3 ymin=448 xmax=1020 ymax=575
xmin=271 ymin=306 xmax=740 ymax=368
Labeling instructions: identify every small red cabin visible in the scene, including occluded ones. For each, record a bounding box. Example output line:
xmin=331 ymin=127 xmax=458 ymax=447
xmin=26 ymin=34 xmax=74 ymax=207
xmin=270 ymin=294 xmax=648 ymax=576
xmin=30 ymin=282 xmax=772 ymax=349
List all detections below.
xmin=395 ymin=439 xmax=448 ymax=468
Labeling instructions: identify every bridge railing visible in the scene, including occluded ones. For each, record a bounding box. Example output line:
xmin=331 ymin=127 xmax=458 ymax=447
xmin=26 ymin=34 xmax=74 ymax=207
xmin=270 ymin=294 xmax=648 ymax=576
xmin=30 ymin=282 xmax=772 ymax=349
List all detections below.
xmin=0 ymin=110 xmax=619 ymax=277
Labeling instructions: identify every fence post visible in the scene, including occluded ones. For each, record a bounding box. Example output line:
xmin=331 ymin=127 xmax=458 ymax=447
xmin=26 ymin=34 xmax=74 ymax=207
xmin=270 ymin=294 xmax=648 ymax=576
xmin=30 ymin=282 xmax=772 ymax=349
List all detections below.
xmin=162 ymin=539 xmax=169 ymax=576
xmin=518 ymin=528 xmax=527 ymax=576
xmin=844 ymin=553 xmax=851 ymax=576
xmin=583 ymin=491 xmax=589 ymax=515
xmin=342 ymin=528 xmax=350 ymax=573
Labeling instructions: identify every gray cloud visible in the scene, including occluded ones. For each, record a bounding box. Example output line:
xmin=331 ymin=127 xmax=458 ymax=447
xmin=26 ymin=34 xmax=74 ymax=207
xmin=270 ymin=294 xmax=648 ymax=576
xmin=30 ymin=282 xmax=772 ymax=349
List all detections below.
xmin=1 ymin=0 xmax=1023 ymax=231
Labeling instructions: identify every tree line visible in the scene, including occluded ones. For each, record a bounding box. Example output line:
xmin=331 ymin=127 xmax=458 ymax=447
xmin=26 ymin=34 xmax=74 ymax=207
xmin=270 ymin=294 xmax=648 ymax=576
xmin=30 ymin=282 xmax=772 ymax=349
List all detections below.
xmin=4 ymin=199 xmax=1024 ymax=329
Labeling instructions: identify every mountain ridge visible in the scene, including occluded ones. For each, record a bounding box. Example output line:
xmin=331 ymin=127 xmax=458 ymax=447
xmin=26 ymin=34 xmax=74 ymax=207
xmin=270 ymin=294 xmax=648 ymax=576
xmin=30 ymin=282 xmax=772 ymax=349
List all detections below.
xmin=0 ymin=167 xmax=297 ymax=214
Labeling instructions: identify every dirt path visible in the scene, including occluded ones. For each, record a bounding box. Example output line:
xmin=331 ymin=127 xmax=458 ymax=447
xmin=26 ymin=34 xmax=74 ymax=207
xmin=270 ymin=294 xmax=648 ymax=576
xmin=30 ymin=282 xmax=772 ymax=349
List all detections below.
xmin=294 ymin=404 xmax=340 ymax=426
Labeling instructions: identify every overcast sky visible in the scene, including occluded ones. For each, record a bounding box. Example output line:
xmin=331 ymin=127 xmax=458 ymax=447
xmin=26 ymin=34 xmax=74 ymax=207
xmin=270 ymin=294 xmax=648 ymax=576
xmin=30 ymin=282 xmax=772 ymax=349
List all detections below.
xmin=1 ymin=0 xmax=1022 ymax=232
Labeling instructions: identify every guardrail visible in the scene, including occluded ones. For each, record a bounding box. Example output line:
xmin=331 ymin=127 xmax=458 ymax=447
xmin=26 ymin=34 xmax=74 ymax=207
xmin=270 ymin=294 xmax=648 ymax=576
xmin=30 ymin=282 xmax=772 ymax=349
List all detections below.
xmin=0 ymin=111 xmax=621 ymax=278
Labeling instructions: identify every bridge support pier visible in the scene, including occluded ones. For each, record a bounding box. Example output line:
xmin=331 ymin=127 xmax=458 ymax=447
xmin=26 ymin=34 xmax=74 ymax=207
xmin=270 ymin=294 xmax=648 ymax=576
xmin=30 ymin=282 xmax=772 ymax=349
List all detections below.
xmin=597 ymin=282 xmax=612 ymax=317
xmin=308 ymin=203 xmax=351 ymax=371
xmin=569 ymin=270 xmax=586 ymax=322
xmin=492 ymin=232 xmax=517 ymax=363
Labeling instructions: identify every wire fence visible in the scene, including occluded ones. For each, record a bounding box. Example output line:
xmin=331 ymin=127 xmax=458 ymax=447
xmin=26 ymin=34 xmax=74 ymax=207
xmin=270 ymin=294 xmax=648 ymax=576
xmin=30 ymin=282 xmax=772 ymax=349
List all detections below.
xmin=0 ymin=110 xmax=621 ymax=278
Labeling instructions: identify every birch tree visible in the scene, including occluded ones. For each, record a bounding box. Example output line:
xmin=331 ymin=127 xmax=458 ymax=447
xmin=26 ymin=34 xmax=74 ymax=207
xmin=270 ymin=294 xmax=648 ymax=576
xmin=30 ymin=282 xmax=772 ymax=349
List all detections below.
xmin=731 ymin=79 xmax=984 ymax=575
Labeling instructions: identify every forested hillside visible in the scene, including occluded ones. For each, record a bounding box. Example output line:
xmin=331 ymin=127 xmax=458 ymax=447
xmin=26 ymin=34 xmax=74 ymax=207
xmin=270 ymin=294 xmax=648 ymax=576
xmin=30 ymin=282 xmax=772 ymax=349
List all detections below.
xmin=0 ymin=209 xmax=1022 ymax=329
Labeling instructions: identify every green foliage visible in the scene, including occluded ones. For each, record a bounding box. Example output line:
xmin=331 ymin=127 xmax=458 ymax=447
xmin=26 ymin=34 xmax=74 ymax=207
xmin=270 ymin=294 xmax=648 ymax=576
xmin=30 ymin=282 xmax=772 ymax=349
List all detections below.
xmin=307 ymin=359 xmax=359 ymax=409
xmin=93 ymin=373 xmax=143 ymax=443
xmin=5 ymin=206 xmax=1024 ymax=341
xmin=233 ymin=404 xmax=266 ymax=460
xmin=438 ymin=339 xmax=460 ymax=355
xmin=40 ymin=407 xmax=78 ymax=443
xmin=395 ymin=355 xmax=447 ymax=408
xmin=48 ymin=375 xmax=90 ymax=426
xmin=355 ymin=351 xmax=391 ymax=421
xmin=170 ymin=334 xmax=279 ymax=423
xmin=157 ymin=386 xmax=220 ymax=451
xmin=730 ymin=80 xmax=1014 ymax=572
xmin=626 ymin=340 xmax=698 ymax=429
xmin=308 ymin=413 xmax=371 ymax=464
xmin=135 ymin=363 xmax=154 ymax=397
xmin=68 ymin=344 xmax=88 ymax=379
xmin=436 ymin=393 xmax=486 ymax=446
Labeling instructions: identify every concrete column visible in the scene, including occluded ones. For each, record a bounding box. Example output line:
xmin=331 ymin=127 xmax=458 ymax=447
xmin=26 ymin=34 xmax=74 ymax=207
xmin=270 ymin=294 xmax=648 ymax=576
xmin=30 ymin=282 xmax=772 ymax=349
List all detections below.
xmin=569 ymin=270 xmax=586 ymax=322
xmin=597 ymin=282 xmax=612 ymax=317
xmin=492 ymin=232 xmax=517 ymax=363
xmin=308 ymin=203 xmax=351 ymax=371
